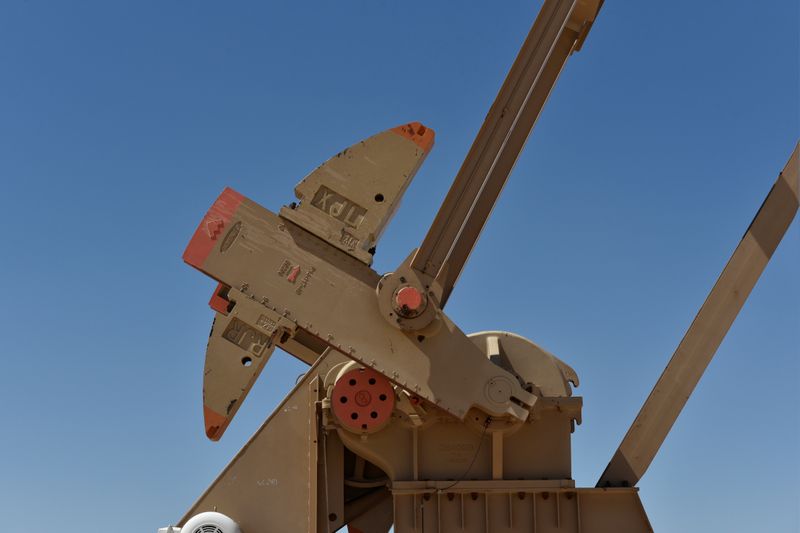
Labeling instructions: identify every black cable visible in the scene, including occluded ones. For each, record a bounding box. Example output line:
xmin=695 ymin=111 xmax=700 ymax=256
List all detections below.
xmin=437 ymin=416 xmax=492 ymax=492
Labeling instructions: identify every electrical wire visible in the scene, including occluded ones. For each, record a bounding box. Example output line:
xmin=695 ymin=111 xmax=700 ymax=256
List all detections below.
xmin=437 ymin=416 xmax=492 ymax=492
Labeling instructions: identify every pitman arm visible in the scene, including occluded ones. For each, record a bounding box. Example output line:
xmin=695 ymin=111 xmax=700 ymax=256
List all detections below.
xmin=408 ymin=0 xmax=603 ymax=307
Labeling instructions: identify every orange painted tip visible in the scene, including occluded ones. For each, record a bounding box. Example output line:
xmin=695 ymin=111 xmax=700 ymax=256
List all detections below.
xmin=391 ymin=122 xmax=435 ymax=152
xmin=203 ymin=404 xmax=230 ymax=441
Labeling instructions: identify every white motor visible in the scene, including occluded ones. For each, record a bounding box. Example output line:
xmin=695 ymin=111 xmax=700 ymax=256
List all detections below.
xmin=159 ymin=511 xmax=242 ymax=533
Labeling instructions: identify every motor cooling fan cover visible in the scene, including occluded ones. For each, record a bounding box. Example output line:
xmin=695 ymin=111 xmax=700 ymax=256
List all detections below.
xmin=181 ymin=512 xmax=242 ymax=533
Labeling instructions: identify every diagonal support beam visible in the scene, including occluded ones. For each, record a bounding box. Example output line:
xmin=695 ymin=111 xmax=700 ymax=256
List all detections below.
xmin=410 ymin=0 xmax=603 ymax=306
xmin=598 ymin=143 xmax=799 ymax=488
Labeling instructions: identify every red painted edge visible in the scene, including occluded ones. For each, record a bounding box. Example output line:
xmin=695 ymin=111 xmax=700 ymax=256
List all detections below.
xmin=203 ymin=404 xmax=230 ymax=441
xmin=208 ymin=282 xmax=232 ymax=315
xmin=183 ymin=187 xmax=245 ymax=271
xmin=390 ymin=121 xmax=435 ymax=152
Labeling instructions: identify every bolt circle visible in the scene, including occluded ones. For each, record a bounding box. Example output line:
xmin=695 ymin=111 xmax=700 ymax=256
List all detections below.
xmin=331 ymin=367 xmax=395 ymax=433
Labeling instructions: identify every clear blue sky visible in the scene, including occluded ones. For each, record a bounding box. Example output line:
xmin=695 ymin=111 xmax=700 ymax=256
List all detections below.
xmin=1 ymin=1 xmax=797 ymax=532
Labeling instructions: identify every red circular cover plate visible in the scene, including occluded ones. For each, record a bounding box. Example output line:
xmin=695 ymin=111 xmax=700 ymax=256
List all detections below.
xmin=332 ymin=367 xmax=395 ymax=433
xmin=395 ymin=286 xmax=423 ymax=311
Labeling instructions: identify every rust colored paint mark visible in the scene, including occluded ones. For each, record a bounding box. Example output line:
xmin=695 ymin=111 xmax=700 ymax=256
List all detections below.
xmin=203 ymin=404 xmax=231 ymax=441
xmin=205 ymin=218 xmax=224 ymax=239
xmin=208 ymin=282 xmax=232 ymax=315
xmin=348 ymin=527 xmax=365 ymax=533
xmin=286 ymin=265 xmax=301 ymax=283
xmin=183 ymin=187 xmax=245 ymax=270
xmin=391 ymin=121 xmax=435 ymax=152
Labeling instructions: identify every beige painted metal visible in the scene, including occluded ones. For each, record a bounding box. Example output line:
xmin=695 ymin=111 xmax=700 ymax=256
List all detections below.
xmin=598 ymin=143 xmax=799 ymax=488
xmin=174 ymin=0 xmax=799 ymax=530
xmin=280 ymin=123 xmax=433 ymax=265
xmin=180 ymin=328 xmax=653 ymax=532
xmin=278 ymin=327 xmax=329 ymax=366
xmin=201 ymin=293 xmax=294 ymax=440
xmin=187 ymin=192 xmax=536 ymax=422
xmin=185 ymin=0 xmax=602 ymax=442
xmin=330 ymin=332 xmax=581 ymax=484
xmin=180 ymin=142 xmax=798 ymax=531
xmin=180 ymin=350 xmax=389 ymax=533
xmin=345 ymin=491 xmax=393 ymax=533
xmin=179 ymin=361 xmax=325 ymax=531
xmin=322 ymin=331 xmax=650 ymax=532
xmin=392 ymin=484 xmax=651 ymax=533
xmin=477 ymin=331 xmax=579 ymax=396
xmin=410 ymin=0 xmax=602 ymax=306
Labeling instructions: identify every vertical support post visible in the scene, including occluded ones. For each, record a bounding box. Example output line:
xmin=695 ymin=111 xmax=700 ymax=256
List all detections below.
xmin=492 ymin=431 xmax=504 ymax=480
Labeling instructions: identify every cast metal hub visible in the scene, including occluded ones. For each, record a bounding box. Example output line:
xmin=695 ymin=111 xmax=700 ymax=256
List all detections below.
xmin=331 ymin=367 xmax=395 ymax=433
xmin=394 ymin=285 xmax=426 ymax=317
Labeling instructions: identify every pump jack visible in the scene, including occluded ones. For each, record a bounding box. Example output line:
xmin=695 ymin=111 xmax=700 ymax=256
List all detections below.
xmin=163 ymin=1 xmax=798 ymax=531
